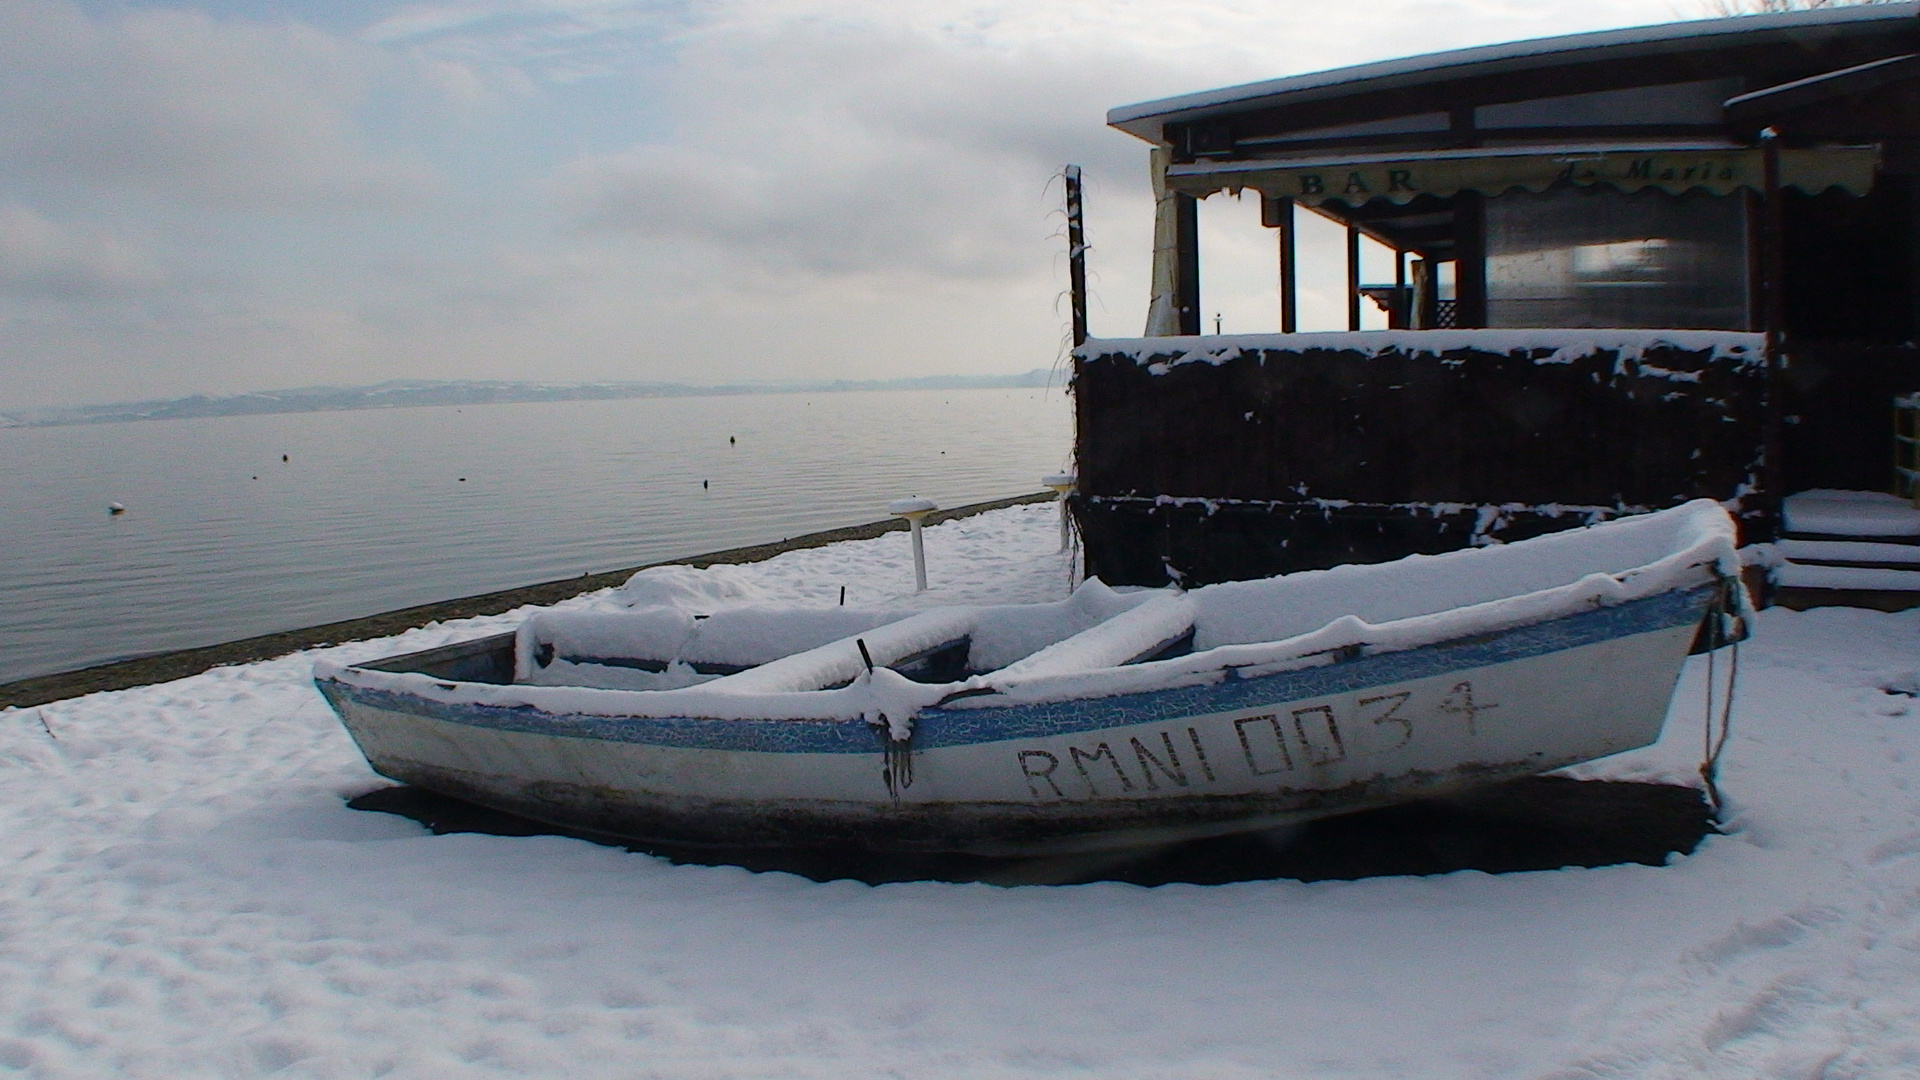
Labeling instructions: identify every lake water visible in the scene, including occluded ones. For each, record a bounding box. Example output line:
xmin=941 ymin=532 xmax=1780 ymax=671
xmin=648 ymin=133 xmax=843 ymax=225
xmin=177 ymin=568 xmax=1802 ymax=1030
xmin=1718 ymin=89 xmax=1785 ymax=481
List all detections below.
xmin=0 ymin=386 xmax=1073 ymax=684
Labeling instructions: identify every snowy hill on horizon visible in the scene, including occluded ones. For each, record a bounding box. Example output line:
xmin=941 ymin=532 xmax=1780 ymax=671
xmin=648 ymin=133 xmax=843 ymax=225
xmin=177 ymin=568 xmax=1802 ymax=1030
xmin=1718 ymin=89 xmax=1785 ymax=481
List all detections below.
xmin=0 ymin=370 xmax=1059 ymax=428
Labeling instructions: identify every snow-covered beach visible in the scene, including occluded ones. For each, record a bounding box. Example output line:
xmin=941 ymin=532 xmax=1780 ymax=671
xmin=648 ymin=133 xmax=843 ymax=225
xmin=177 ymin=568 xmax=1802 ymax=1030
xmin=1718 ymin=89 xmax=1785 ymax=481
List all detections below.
xmin=4 ymin=501 xmax=1918 ymax=1078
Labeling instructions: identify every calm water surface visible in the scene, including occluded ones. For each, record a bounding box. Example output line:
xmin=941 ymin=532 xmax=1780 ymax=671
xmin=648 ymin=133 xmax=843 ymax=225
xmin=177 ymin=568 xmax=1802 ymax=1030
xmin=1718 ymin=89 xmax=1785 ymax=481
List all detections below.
xmin=1 ymin=387 xmax=1072 ymax=683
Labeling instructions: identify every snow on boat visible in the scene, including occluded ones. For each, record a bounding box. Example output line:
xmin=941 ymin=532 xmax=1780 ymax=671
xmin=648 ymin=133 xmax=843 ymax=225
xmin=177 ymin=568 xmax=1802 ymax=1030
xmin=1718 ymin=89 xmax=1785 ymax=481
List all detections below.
xmin=314 ymin=500 xmax=1748 ymax=854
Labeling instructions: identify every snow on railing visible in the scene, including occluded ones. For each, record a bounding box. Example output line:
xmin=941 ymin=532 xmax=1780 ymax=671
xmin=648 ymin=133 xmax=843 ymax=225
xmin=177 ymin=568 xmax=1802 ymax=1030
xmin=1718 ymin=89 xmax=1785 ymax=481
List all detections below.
xmin=1078 ymin=329 xmax=1765 ymax=374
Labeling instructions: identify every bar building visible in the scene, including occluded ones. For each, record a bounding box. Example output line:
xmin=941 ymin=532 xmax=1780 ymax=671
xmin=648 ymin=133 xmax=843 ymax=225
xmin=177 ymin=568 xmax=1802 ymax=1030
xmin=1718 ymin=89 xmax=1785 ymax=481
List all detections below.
xmin=1072 ymin=5 xmax=1920 ymax=603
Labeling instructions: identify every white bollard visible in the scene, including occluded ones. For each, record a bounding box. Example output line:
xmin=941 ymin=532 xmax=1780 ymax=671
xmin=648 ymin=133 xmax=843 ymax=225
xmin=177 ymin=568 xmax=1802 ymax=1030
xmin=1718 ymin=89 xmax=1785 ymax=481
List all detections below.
xmin=1042 ymin=473 xmax=1077 ymax=552
xmin=887 ymin=497 xmax=938 ymax=592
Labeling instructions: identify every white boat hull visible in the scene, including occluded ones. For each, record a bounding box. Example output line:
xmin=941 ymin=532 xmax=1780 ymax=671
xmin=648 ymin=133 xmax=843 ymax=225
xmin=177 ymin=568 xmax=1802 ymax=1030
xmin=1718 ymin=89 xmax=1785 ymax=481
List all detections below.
xmin=319 ymin=586 xmax=1712 ymax=854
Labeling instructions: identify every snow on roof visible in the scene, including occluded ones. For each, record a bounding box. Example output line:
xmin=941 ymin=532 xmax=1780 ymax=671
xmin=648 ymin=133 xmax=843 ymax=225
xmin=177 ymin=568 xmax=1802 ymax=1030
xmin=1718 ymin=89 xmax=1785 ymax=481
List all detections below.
xmin=1108 ymin=4 xmax=1920 ymax=143
xmin=1723 ymin=50 xmax=1920 ymax=111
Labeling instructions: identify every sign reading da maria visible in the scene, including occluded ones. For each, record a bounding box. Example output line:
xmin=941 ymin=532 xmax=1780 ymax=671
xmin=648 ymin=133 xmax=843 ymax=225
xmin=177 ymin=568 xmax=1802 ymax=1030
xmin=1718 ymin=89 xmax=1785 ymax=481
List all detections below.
xmin=1166 ymin=146 xmax=1878 ymax=205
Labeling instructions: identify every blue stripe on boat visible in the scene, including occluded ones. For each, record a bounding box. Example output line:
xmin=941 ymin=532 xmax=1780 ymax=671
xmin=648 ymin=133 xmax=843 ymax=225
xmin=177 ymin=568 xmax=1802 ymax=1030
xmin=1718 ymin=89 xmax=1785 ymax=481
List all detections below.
xmin=325 ymin=585 xmax=1711 ymax=755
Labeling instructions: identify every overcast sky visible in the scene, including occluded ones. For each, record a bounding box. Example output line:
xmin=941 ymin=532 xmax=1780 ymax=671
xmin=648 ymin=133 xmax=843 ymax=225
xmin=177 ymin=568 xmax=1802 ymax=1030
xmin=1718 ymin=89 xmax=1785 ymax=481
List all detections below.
xmin=0 ymin=0 xmax=1695 ymax=407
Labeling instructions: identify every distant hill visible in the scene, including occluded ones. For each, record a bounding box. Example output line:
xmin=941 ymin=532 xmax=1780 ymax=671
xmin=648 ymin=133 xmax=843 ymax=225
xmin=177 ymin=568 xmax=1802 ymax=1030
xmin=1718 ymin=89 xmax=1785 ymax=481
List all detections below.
xmin=0 ymin=371 xmax=1059 ymax=428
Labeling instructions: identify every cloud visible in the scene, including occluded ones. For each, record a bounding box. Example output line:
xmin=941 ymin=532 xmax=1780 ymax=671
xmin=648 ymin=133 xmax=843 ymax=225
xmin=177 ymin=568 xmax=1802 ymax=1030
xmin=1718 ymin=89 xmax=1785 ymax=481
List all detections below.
xmin=0 ymin=205 xmax=163 ymax=300
xmin=549 ymin=15 xmax=1178 ymax=283
xmin=363 ymin=0 xmax=697 ymax=84
xmin=543 ymin=0 xmax=1690 ymax=286
xmin=0 ymin=0 xmax=1700 ymax=409
xmin=0 ymin=1 xmax=440 ymax=212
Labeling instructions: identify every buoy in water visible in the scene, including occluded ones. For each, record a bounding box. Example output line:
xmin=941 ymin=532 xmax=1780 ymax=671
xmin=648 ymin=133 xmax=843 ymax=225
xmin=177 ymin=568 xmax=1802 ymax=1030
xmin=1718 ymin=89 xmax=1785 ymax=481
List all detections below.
xmin=728 ymin=436 xmax=736 ymax=445
xmin=702 ymin=479 xmax=709 ymax=489
xmin=282 ymin=454 xmax=289 ymax=462
xmin=108 ymin=503 xmax=125 ymax=515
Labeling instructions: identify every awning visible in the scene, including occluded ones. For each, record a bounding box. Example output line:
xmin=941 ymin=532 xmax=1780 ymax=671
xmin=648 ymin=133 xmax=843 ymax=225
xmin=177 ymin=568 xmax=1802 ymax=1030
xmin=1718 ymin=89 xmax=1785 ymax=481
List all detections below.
xmin=1165 ymin=143 xmax=1881 ymax=205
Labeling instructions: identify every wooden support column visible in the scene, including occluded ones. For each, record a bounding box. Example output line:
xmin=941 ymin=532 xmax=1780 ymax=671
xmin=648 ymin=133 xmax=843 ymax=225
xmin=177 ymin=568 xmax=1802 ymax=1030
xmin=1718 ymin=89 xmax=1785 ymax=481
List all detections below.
xmin=1909 ymin=175 xmax=1920 ymax=342
xmin=1392 ymin=249 xmax=1408 ymax=329
xmin=1175 ymin=193 xmax=1201 ymax=336
xmin=1744 ymin=189 xmax=1767 ymax=333
xmin=1263 ymin=195 xmax=1298 ymax=333
xmin=1760 ymin=130 xmax=1787 ymax=542
xmin=1346 ymin=223 xmax=1362 ymax=331
xmin=1414 ymin=258 xmax=1436 ymax=328
xmin=1453 ymin=191 xmax=1487 ymax=327
xmin=1064 ymin=165 xmax=1088 ymax=347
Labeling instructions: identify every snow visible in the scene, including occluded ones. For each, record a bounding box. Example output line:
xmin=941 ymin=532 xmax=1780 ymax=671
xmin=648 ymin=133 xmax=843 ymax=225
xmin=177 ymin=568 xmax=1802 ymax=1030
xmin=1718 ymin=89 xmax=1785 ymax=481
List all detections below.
xmin=1774 ymin=563 xmax=1920 ymax=591
xmin=5 ymin=500 xmax=1920 ymax=1077
xmin=1783 ymin=489 xmax=1920 ymax=537
xmin=324 ymin=500 xmax=1737 ymax=719
xmin=516 ymin=606 xmax=917 ymax=679
xmin=698 ymin=608 xmax=972 ymax=694
xmin=990 ymin=590 xmax=1197 ymax=684
xmin=1777 ymin=538 xmax=1920 ymax=565
xmin=1187 ymin=499 xmax=1735 ymax=648
xmin=1082 ymin=329 xmax=1763 ymax=373
xmin=1722 ymin=53 xmax=1918 ymax=110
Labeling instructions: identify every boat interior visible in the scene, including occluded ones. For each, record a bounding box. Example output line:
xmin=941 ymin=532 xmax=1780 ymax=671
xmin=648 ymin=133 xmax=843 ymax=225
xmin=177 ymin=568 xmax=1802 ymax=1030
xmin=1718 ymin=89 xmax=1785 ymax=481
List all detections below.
xmin=352 ymin=502 xmax=1729 ymax=695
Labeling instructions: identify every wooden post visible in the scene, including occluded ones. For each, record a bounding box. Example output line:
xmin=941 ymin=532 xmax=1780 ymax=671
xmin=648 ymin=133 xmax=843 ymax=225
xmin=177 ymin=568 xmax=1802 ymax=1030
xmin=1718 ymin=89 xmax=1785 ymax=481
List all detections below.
xmin=1064 ymin=165 xmax=1089 ymax=348
xmin=1744 ymin=189 xmax=1767 ymax=333
xmin=1393 ymin=248 xmax=1408 ymax=329
xmin=1175 ymin=193 xmax=1201 ymax=336
xmin=1760 ymin=129 xmax=1788 ymax=542
xmin=1346 ymin=223 xmax=1362 ymax=331
xmin=1453 ymin=192 xmax=1487 ymax=327
xmin=1414 ymin=258 xmax=1436 ymax=328
xmin=1265 ymin=196 xmax=1298 ymax=333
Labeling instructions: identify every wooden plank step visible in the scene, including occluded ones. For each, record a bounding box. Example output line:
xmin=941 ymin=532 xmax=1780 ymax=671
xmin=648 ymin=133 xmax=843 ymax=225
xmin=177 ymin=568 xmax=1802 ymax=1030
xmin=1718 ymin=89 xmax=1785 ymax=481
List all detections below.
xmin=1775 ymin=587 xmax=1920 ymax=613
xmin=1774 ymin=563 xmax=1920 ymax=592
xmin=1781 ymin=531 xmax=1920 ymax=546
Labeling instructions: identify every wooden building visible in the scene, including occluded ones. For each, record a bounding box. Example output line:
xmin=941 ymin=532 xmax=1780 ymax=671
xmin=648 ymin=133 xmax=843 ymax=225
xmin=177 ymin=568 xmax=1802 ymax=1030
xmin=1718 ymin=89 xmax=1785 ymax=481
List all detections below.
xmin=1074 ymin=5 xmax=1920 ymax=598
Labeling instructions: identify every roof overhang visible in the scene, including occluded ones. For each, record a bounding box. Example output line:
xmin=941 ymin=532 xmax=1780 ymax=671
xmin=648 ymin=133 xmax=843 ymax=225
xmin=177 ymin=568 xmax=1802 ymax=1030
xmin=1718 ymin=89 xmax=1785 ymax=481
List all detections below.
xmin=1109 ymin=5 xmax=1920 ymax=145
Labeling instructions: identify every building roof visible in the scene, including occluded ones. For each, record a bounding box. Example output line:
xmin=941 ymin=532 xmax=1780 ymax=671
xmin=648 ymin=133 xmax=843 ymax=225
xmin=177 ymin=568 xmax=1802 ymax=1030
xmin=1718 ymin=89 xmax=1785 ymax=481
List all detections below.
xmin=1108 ymin=4 xmax=1920 ymax=144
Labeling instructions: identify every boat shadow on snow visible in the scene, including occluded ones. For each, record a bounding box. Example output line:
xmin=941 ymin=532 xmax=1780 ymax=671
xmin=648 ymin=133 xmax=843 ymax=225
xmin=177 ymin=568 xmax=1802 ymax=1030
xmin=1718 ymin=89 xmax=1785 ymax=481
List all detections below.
xmin=346 ymin=776 xmax=1716 ymax=887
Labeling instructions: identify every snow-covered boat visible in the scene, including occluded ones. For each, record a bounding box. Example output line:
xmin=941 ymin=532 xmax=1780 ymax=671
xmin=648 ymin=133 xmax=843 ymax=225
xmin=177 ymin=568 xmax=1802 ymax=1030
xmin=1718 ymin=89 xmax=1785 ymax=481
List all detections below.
xmin=314 ymin=500 xmax=1747 ymax=854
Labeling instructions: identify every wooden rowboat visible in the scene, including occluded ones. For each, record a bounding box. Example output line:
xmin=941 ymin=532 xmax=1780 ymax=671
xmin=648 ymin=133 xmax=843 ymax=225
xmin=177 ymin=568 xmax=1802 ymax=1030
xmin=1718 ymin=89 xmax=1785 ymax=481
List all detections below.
xmin=315 ymin=500 xmax=1746 ymax=854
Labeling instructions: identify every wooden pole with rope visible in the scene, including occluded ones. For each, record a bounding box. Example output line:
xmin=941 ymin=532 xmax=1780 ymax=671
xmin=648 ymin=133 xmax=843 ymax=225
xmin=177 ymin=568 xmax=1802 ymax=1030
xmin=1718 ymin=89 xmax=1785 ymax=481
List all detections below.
xmin=1065 ymin=165 xmax=1089 ymax=348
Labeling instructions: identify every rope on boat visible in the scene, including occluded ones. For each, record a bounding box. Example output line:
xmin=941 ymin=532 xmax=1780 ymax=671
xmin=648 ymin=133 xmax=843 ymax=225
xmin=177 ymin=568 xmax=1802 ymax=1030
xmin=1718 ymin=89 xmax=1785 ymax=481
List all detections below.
xmin=1699 ymin=576 xmax=1743 ymax=815
xmin=858 ymin=637 xmax=915 ymax=798
xmin=881 ymin=730 xmax=914 ymax=798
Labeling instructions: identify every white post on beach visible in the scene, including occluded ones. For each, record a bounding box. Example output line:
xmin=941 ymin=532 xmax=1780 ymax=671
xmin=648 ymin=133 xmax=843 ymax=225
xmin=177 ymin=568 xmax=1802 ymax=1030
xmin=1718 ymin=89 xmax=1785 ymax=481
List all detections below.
xmin=888 ymin=497 xmax=938 ymax=592
xmin=1042 ymin=473 xmax=1077 ymax=552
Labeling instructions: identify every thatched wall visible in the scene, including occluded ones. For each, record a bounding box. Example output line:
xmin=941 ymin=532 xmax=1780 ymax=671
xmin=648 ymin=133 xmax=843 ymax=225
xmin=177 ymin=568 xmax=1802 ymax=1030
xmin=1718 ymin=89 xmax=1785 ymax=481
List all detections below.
xmin=1072 ymin=331 xmax=1770 ymax=586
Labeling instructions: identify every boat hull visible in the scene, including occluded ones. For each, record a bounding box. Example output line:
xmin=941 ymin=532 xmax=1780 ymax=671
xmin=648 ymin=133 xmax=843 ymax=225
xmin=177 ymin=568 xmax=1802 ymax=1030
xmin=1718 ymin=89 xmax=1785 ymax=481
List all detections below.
xmin=319 ymin=586 xmax=1712 ymax=854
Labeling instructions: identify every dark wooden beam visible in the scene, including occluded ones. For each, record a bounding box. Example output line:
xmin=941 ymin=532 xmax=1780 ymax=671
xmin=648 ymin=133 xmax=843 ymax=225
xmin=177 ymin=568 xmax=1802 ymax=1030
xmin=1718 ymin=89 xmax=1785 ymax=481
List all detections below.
xmin=1347 ymin=224 xmax=1363 ymax=330
xmin=1193 ymin=36 xmax=1920 ymax=148
xmin=1239 ymin=123 xmax=1731 ymax=156
xmin=1326 ymin=221 xmax=1453 ymax=261
xmin=1415 ymin=259 xmax=1438 ymax=328
xmin=1746 ymin=188 xmax=1766 ymax=333
xmin=1175 ymin=193 xmax=1201 ymax=335
xmin=1726 ymin=53 xmax=1920 ymax=127
xmin=1761 ymin=133 xmax=1787 ymax=542
xmin=1393 ymin=249 xmax=1409 ymax=330
xmin=1264 ymin=196 xmax=1299 ymax=333
xmin=1453 ymin=191 xmax=1487 ymax=327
